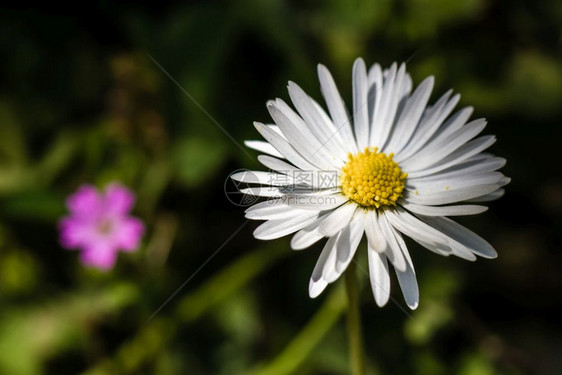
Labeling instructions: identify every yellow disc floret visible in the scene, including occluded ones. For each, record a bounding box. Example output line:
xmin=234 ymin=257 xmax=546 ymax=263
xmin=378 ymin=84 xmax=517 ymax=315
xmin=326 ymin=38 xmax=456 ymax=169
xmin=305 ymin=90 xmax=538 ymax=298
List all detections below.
xmin=340 ymin=147 xmax=407 ymax=208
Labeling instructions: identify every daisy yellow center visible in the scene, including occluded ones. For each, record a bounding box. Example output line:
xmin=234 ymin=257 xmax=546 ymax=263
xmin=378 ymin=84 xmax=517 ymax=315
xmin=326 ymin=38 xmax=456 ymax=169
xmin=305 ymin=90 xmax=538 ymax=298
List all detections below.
xmin=340 ymin=147 xmax=407 ymax=208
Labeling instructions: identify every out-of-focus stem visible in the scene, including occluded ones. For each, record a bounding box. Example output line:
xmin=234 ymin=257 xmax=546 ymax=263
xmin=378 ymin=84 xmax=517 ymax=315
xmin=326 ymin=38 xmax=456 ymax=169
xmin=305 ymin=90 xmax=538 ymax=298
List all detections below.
xmin=345 ymin=261 xmax=365 ymax=375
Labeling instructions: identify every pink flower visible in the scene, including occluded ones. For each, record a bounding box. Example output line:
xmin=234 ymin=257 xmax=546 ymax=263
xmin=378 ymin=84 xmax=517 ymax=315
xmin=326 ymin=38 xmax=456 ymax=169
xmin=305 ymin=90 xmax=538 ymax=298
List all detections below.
xmin=59 ymin=183 xmax=145 ymax=270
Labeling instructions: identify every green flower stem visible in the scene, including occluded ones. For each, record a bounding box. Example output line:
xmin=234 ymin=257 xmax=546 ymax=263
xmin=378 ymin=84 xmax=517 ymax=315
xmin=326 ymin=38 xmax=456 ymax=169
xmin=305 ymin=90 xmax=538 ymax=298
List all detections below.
xmin=250 ymin=284 xmax=347 ymax=375
xmin=345 ymin=261 xmax=366 ymax=375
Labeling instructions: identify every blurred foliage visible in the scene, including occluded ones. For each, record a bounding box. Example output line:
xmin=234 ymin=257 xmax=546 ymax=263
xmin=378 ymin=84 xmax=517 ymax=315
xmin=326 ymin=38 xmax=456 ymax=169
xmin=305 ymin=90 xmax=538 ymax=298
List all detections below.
xmin=0 ymin=0 xmax=561 ymax=374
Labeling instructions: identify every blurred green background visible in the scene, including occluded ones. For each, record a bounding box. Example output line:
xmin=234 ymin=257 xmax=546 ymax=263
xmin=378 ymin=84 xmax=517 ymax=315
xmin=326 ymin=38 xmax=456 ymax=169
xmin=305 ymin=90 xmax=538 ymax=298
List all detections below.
xmin=0 ymin=1 xmax=561 ymax=374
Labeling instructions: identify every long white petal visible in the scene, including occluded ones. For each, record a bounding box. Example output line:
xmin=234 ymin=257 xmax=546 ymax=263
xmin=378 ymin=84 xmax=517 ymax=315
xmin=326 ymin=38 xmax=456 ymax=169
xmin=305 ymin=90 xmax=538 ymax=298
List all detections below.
xmin=334 ymin=212 xmax=364 ymax=274
xmin=257 ymin=154 xmax=299 ymax=173
xmin=311 ymin=98 xmax=350 ymax=158
xmin=385 ymin=76 xmax=434 ymax=154
xmin=367 ymin=248 xmax=391 ymax=307
xmin=254 ymin=211 xmax=320 ymax=240
xmin=285 ymin=194 xmax=348 ymax=210
xmin=405 ymin=184 xmax=500 ymax=205
xmin=317 ymin=64 xmax=358 ymax=152
xmin=290 ymin=228 xmax=325 ymax=250
xmin=367 ymin=63 xmax=383 ymax=127
xmin=231 ymin=170 xmax=301 ymax=187
xmin=309 ymin=234 xmax=339 ymax=298
xmin=352 ymin=58 xmax=370 ymax=149
xmin=245 ymin=199 xmax=308 ymax=220
xmin=254 ymin=121 xmax=318 ymax=171
xmin=287 ymin=82 xmax=348 ymax=161
xmin=419 ymin=215 xmax=498 ymax=258
xmin=373 ymin=64 xmax=407 ymax=147
xmin=386 ymin=208 xmax=477 ymax=261
xmin=401 ymin=119 xmax=487 ymax=172
xmin=401 ymin=202 xmax=488 ymax=216
xmin=241 ymin=186 xmax=340 ymax=198
xmin=465 ymin=188 xmax=505 ymax=202
xmin=395 ymin=261 xmax=419 ymax=310
xmin=370 ymin=63 xmax=397 ymax=145
xmin=397 ymin=103 xmax=469 ymax=163
xmin=240 ymin=186 xmax=285 ymax=197
xmin=405 ymin=135 xmax=496 ymax=178
xmin=244 ymin=140 xmax=284 ymax=158
xmin=257 ymin=155 xmax=341 ymax=189
xmin=408 ymin=156 xmax=506 ymax=183
xmin=377 ymin=212 xmax=407 ymax=272
xmin=314 ymin=202 xmax=357 ymax=237
xmin=290 ymin=202 xmax=356 ymax=250
xmin=267 ymin=102 xmax=339 ymax=169
xmin=384 ymin=208 xmax=453 ymax=257
xmin=407 ymin=172 xmax=505 ymax=192
xmin=364 ymin=210 xmax=387 ymax=253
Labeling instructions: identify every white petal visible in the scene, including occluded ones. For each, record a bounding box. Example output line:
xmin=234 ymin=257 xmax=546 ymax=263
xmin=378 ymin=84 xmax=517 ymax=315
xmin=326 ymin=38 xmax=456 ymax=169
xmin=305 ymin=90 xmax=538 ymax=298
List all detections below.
xmin=419 ymin=215 xmax=498 ymax=258
xmin=245 ymin=199 xmax=307 ymax=220
xmin=254 ymin=122 xmax=318 ymax=171
xmin=377 ymin=212 xmax=407 ymax=272
xmin=367 ymin=248 xmax=391 ymax=307
xmin=364 ymin=210 xmax=386 ymax=252
xmin=405 ymin=184 xmax=500 ymax=205
xmin=407 ymin=172 xmax=505 ymax=192
xmin=287 ymin=82 xmax=348 ymax=161
xmin=231 ymin=170 xmax=301 ymax=187
xmin=405 ymin=135 xmax=496 ymax=178
xmin=317 ymin=64 xmax=358 ymax=152
xmin=241 ymin=186 xmax=340 ymax=198
xmin=465 ymin=188 xmax=505 ymax=202
xmin=408 ymin=156 xmax=506 ymax=183
xmin=244 ymin=140 xmax=284 ymax=158
xmin=334 ymin=212 xmax=364 ymax=274
xmin=254 ymin=211 xmax=320 ymax=240
xmin=386 ymin=208 xmax=477 ymax=261
xmin=240 ymin=186 xmax=284 ymax=197
xmin=398 ymin=103 xmax=470 ymax=163
xmin=401 ymin=202 xmax=488 ymax=216
xmin=311 ymin=97 xmax=350 ymax=158
xmin=384 ymin=208 xmax=453 ymax=257
xmin=321 ymin=236 xmax=340 ymax=283
xmin=267 ymin=102 xmax=338 ymax=170
xmin=309 ymin=235 xmax=339 ymax=298
xmin=384 ymin=211 xmax=415 ymax=271
xmin=257 ymin=154 xmax=299 ymax=173
xmin=257 ymin=155 xmax=341 ymax=189
xmin=290 ymin=202 xmax=356 ymax=250
xmin=352 ymin=58 xmax=370 ymax=149
xmin=401 ymin=119 xmax=487 ymax=172
xmin=309 ymin=278 xmax=328 ymax=298
xmin=290 ymin=228 xmax=325 ymax=250
xmin=314 ymin=202 xmax=357 ymax=237
xmin=372 ymin=63 xmax=407 ymax=147
xmin=367 ymin=63 xmax=383 ymax=125
xmin=401 ymin=73 xmax=413 ymax=98
xmin=285 ymin=194 xmax=348 ymax=210
xmin=395 ymin=262 xmax=419 ymax=310
xmin=369 ymin=63 xmax=396 ymax=145
xmin=385 ymin=76 xmax=434 ymax=154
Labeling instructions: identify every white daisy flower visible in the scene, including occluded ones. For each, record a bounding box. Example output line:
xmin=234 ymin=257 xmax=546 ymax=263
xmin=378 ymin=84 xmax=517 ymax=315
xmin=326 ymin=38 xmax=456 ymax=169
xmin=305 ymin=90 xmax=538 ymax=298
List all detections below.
xmin=232 ymin=58 xmax=508 ymax=309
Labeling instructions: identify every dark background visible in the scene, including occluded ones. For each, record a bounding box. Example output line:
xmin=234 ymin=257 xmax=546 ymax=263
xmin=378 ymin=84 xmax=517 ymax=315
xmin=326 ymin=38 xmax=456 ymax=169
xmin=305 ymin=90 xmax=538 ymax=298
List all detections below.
xmin=0 ymin=1 xmax=560 ymax=374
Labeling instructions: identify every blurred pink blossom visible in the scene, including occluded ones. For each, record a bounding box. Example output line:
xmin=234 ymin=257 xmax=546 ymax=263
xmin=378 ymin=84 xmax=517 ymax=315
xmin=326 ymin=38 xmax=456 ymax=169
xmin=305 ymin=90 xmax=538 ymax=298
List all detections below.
xmin=59 ymin=183 xmax=145 ymax=270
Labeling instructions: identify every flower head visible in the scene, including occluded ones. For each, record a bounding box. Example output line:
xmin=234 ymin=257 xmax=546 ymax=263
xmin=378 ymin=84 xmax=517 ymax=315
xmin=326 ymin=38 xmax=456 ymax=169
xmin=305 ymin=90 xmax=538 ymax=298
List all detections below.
xmin=59 ymin=183 xmax=145 ymax=270
xmin=233 ymin=58 xmax=509 ymax=309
